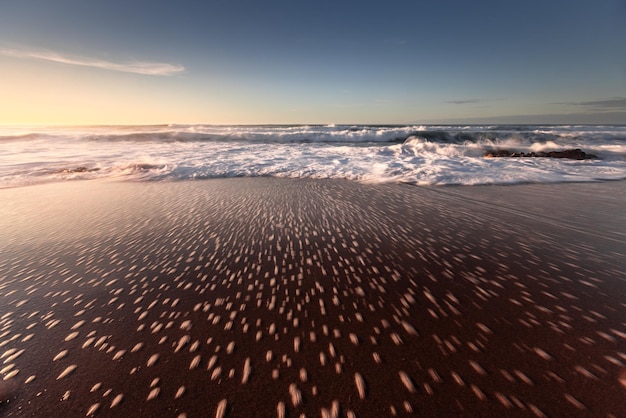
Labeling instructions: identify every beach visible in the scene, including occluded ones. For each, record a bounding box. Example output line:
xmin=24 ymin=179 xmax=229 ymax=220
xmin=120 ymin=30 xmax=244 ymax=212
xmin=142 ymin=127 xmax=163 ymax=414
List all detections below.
xmin=0 ymin=178 xmax=625 ymax=417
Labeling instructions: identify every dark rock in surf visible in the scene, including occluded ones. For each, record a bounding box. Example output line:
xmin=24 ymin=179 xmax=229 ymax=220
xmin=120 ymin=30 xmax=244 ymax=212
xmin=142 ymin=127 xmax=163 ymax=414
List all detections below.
xmin=546 ymin=149 xmax=597 ymax=159
xmin=55 ymin=167 xmax=101 ymax=174
xmin=484 ymin=148 xmax=598 ymax=160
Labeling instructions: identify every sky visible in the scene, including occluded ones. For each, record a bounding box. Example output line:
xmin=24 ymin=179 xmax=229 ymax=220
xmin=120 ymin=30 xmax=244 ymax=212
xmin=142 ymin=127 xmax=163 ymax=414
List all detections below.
xmin=1 ymin=0 xmax=625 ymax=125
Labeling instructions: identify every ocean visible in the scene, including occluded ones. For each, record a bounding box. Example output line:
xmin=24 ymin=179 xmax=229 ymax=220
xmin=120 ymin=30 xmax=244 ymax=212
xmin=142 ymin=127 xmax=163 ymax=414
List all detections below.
xmin=1 ymin=124 xmax=625 ymax=188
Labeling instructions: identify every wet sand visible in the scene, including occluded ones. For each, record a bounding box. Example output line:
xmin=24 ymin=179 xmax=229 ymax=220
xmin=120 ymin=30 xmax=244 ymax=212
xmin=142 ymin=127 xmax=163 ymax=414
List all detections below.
xmin=0 ymin=178 xmax=625 ymax=417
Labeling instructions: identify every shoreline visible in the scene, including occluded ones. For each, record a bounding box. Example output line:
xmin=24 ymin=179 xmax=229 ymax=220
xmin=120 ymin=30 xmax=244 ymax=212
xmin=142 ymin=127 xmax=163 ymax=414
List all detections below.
xmin=1 ymin=178 xmax=625 ymax=417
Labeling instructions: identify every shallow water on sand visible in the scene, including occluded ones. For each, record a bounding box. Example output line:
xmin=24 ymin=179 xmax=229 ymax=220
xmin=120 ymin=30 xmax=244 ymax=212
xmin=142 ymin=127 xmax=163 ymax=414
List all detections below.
xmin=1 ymin=179 xmax=624 ymax=417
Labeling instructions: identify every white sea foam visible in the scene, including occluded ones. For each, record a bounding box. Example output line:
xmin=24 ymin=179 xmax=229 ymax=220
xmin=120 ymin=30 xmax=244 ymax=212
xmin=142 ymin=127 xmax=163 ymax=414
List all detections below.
xmin=0 ymin=124 xmax=625 ymax=187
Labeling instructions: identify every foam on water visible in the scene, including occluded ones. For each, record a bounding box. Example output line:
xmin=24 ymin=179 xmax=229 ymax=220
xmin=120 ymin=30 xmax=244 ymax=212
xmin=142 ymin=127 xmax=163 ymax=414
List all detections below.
xmin=1 ymin=124 xmax=625 ymax=187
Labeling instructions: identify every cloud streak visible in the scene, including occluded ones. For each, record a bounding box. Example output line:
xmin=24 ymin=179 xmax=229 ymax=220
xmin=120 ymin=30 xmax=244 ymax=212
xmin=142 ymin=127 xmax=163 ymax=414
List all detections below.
xmin=555 ymin=97 xmax=626 ymax=111
xmin=446 ymin=99 xmax=484 ymax=105
xmin=0 ymin=47 xmax=184 ymax=76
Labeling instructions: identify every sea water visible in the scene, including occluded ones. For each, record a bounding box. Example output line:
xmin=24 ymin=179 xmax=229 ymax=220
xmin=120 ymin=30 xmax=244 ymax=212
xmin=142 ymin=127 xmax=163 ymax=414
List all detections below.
xmin=1 ymin=124 xmax=625 ymax=188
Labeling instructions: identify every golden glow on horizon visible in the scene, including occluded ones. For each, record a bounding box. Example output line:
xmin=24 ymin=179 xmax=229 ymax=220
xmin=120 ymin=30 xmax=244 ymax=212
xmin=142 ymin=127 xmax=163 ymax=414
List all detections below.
xmin=0 ymin=56 xmax=229 ymax=125
xmin=0 ymin=53 xmax=449 ymax=126
xmin=3 ymin=52 xmax=620 ymax=126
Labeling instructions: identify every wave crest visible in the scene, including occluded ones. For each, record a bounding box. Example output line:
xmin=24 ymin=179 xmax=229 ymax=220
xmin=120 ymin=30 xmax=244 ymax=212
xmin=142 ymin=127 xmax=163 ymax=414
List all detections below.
xmin=1 ymin=124 xmax=625 ymax=187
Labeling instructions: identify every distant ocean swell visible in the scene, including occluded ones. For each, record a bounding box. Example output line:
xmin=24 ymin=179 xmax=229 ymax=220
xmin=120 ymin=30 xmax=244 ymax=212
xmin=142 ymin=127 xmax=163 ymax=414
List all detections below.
xmin=1 ymin=125 xmax=625 ymax=188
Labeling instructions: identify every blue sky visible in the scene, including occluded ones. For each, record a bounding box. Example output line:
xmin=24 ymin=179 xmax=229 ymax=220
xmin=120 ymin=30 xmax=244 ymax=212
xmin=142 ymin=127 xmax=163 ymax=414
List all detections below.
xmin=1 ymin=0 xmax=625 ymax=124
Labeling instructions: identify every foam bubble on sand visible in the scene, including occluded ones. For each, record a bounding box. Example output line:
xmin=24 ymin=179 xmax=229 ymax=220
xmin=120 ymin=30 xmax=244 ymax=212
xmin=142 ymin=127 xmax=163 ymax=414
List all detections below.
xmin=2 ymin=349 xmax=24 ymax=363
xmin=289 ymin=383 xmax=302 ymax=407
xmin=147 ymin=387 xmax=160 ymax=401
xmin=564 ymin=393 xmax=586 ymax=410
xmin=354 ymin=373 xmax=366 ymax=399
xmin=146 ymin=353 xmax=159 ymax=367
xmin=400 ymin=321 xmax=419 ymax=336
xmin=215 ymin=399 xmax=228 ymax=418
xmin=2 ymin=369 xmax=19 ymax=381
xmin=110 ymin=394 xmax=124 ymax=408
xmin=57 ymin=365 xmax=77 ymax=380
xmin=294 ymin=368 xmax=305 ymax=383
xmin=82 ymin=338 xmax=95 ymax=349
xmin=321 ymin=400 xmax=340 ymax=418
xmin=470 ymin=384 xmax=487 ymax=401
xmin=277 ymin=401 xmax=286 ymax=418
xmin=399 ymin=371 xmax=416 ymax=393
xmin=0 ymin=349 xmax=17 ymax=361
xmin=189 ymin=355 xmax=201 ymax=370
xmin=207 ymin=354 xmax=218 ymax=370
xmin=86 ymin=403 xmax=100 ymax=416
xmin=241 ymin=357 xmax=251 ymax=384
xmin=174 ymin=335 xmax=190 ymax=352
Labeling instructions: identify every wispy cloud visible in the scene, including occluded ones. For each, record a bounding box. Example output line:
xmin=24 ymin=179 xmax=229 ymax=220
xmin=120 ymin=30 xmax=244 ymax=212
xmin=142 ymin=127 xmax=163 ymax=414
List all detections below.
xmin=0 ymin=46 xmax=184 ymax=76
xmin=571 ymin=97 xmax=626 ymax=110
xmin=446 ymin=98 xmax=506 ymax=107
xmin=555 ymin=97 xmax=626 ymax=111
xmin=446 ymin=99 xmax=485 ymax=105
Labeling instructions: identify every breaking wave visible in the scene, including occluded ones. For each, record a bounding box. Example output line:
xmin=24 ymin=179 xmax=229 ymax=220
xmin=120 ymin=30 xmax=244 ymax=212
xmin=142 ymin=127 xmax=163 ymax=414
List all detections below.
xmin=1 ymin=124 xmax=625 ymax=188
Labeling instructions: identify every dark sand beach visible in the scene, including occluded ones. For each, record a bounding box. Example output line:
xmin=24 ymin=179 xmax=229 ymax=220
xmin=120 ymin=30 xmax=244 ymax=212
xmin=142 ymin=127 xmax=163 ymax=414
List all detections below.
xmin=0 ymin=178 xmax=625 ymax=417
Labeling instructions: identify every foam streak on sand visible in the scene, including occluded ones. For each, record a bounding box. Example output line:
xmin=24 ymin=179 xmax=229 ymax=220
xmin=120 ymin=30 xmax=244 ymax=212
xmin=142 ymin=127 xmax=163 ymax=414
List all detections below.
xmin=0 ymin=179 xmax=625 ymax=417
